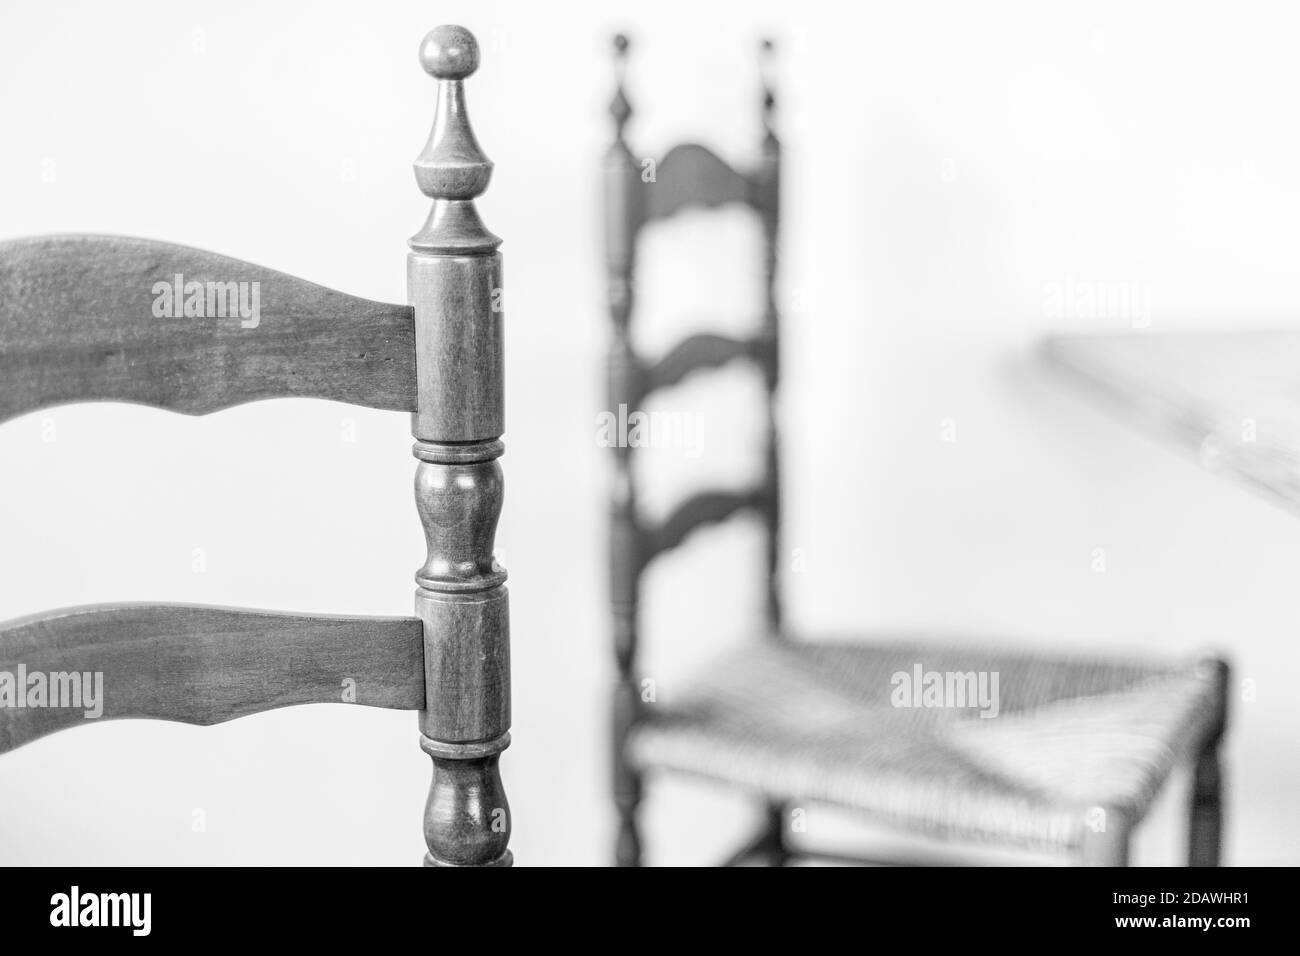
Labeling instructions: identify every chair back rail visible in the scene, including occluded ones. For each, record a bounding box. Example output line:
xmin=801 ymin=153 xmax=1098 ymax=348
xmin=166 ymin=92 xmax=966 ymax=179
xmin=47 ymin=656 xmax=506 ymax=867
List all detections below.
xmin=0 ymin=25 xmax=512 ymax=867
xmin=642 ymin=487 xmax=772 ymax=567
xmin=0 ymin=605 xmax=423 ymax=755
xmin=644 ymin=143 xmax=773 ymax=222
xmin=604 ymin=34 xmax=781 ymax=866
xmin=626 ymin=330 xmax=775 ymax=405
xmin=0 ymin=235 xmax=416 ymax=423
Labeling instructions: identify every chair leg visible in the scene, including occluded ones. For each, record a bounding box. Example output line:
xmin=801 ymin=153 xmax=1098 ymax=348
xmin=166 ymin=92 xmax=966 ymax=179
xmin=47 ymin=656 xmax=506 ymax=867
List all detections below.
xmin=614 ymin=779 xmax=642 ymax=867
xmin=760 ymin=802 xmax=790 ymax=866
xmin=1080 ymin=805 xmax=1132 ymax=866
xmin=1188 ymin=745 xmax=1223 ymax=867
xmin=1187 ymin=656 xmax=1229 ymax=867
xmin=720 ymin=803 xmax=789 ymax=866
xmin=613 ymin=681 xmax=643 ymax=867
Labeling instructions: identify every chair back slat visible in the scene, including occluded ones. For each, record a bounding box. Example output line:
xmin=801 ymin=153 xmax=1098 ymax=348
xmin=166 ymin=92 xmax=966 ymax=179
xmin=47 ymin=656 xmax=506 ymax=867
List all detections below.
xmin=644 ymin=144 xmax=768 ymax=223
xmin=641 ymin=488 xmax=770 ymax=567
xmin=0 ymin=235 xmax=416 ymax=423
xmin=632 ymin=331 xmax=774 ymax=404
xmin=0 ymin=604 xmax=424 ymax=755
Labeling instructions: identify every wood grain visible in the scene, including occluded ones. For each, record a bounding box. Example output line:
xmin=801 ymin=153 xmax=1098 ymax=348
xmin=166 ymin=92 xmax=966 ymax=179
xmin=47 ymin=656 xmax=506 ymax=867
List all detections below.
xmin=0 ymin=235 xmax=416 ymax=423
xmin=410 ymin=26 xmax=513 ymax=867
xmin=0 ymin=604 xmax=424 ymax=754
xmin=408 ymin=251 xmax=503 ymax=442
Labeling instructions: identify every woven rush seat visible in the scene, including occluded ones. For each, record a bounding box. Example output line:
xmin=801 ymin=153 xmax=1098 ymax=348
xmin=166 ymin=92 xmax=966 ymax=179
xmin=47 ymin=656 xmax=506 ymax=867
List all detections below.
xmin=627 ymin=640 xmax=1222 ymax=854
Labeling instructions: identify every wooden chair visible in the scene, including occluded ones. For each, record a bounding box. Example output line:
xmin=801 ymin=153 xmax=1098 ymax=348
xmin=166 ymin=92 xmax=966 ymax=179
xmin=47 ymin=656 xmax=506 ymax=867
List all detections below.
xmin=0 ymin=25 xmax=512 ymax=867
xmin=604 ymin=35 xmax=1231 ymax=867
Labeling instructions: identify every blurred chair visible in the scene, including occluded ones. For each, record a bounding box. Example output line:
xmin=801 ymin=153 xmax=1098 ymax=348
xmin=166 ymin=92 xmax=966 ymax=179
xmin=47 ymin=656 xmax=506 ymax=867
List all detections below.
xmin=603 ymin=35 xmax=1230 ymax=867
xmin=0 ymin=25 xmax=512 ymax=867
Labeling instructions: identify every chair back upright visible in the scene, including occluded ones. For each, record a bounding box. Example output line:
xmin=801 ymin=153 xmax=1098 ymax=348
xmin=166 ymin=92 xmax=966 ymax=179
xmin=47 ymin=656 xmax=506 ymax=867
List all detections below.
xmin=603 ymin=34 xmax=781 ymax=865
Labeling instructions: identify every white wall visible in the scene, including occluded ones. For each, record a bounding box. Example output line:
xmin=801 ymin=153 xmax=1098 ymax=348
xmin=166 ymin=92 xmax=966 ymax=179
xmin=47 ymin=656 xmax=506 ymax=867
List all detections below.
xmin=0 ymin=0 xmax=1295 ymax=865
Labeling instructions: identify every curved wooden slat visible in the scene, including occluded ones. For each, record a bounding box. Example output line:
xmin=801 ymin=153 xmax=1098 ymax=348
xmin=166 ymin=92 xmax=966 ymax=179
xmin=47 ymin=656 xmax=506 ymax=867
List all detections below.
xmin=642 ymin=487 xmax=769 ymax=565
xmin=0 ymin=235 xmax=416 ymax=423
xmin=642 ymin=331 xmax=773 ymax=398
xmin=644 ymin=144 xmax=760 ymax=223
xmin=0 ymin=604 xmax=424 ymax=754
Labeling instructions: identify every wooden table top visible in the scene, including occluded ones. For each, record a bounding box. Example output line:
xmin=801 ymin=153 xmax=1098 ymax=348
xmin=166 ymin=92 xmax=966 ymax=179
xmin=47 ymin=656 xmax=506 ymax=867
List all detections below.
xmin=1043 ymin=330 xmax=1300 ymax=514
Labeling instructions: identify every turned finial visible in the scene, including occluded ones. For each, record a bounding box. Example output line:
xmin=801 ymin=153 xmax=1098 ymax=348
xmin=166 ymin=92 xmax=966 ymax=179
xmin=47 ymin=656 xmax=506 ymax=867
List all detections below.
xmin=414 ymin=25 xmax=491 ymax=200
xmin=411 ymin=25 xmax=499 ymax=254
xmin=610 ymin=33 xmax=633 ymax=143
xmin=760 ymin=38 xmax=777 ymax=138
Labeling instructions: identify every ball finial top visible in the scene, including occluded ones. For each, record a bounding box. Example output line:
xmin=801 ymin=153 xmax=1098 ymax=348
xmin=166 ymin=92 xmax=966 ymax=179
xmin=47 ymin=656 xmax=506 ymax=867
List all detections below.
xmin=420 ymin=25 xmax=480 ymax=80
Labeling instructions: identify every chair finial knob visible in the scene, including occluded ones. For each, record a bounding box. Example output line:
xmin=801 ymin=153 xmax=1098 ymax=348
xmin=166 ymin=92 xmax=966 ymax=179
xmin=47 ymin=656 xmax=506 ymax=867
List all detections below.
xmin=410 ymin=24 xmax=499 ymax=252
xmin=420 ymin=25 xmax=480 ymax=80
xmin=610 ymin=33 xmax=633 ymax=141
xmin=759 ymin=36 xmax=777 ymax=143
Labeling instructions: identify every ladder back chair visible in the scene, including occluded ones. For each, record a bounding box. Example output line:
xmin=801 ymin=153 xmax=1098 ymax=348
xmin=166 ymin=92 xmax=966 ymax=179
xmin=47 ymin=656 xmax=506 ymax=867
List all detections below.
xmin=604 ymin=35 xmax=1231 ymax=867
xmin=0 ymin=25 xmax=512 ymax=867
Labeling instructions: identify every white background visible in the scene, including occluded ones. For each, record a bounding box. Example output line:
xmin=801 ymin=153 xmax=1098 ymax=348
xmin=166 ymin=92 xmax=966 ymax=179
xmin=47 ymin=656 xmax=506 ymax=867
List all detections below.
xmin=0 ymin=0 xmax=1296 ymax=864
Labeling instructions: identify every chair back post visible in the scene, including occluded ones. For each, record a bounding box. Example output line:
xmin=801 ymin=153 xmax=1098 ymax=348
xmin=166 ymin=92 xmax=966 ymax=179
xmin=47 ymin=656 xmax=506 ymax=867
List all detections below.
xmin=604 ymin=33 xmax=647 ymax=868
xmin=409 ymin=25 xmax=512 ymax=867
xmin=756 ymin=38 xmax=783 ymax=638
xmin=604 ymin=35 xmax=785 ymax=863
